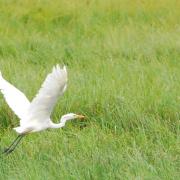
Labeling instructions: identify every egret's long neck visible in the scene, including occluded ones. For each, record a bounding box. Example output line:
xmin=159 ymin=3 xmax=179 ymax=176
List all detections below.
xmin=50 ymin=116 xmax=67 ymax=129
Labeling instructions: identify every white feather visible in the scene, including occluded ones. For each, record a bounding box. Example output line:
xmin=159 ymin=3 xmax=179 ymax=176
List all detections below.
xmin=0 ymin=72 xmax=30 ymax=120
xmin=23 ymin=65 xmax=67 ymax=126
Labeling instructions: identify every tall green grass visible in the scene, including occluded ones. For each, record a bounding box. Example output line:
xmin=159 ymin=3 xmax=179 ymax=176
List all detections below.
xmin=0 ymin=0 xmax=180 ymax=179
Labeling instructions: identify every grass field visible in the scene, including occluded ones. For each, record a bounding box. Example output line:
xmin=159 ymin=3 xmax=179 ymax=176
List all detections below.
xmin=0 ymin=0 xmax=180 ymax=179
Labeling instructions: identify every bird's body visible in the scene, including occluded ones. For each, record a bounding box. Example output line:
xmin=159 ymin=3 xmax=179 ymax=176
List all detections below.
xmin=0 ymin=65 xmax=84 ymax=154
xmin=13 ymin=118 xmax=51 ymax=134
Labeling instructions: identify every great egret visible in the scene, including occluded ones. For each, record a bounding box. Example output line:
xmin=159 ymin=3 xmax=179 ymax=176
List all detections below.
xmin=0 ymin=65 xmax=85 ymax=154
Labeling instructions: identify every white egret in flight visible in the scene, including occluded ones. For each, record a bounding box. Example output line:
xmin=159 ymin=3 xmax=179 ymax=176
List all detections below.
xmin=0 ymin=65 xmax=85 ymax=154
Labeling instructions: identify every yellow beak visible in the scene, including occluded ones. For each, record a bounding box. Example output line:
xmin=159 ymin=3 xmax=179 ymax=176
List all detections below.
xmin=76 ymin=115 xmax=85 ymax=119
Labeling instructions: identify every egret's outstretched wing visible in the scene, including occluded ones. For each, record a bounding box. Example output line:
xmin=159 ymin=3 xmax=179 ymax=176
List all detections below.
xmin=27 ymin=65 xmax=67 ymax=124
xmin=0 ymin=72 xmax=30 ymax=120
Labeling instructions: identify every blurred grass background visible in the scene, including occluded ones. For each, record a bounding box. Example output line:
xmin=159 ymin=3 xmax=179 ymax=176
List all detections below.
xmin=0 ymin=0 xmax=180 ymax=179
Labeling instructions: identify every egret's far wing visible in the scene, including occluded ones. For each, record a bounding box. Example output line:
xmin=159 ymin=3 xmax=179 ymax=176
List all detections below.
xmin=0 ymin=72 xmax=30 ymax=120
xmin=27 ymin=65 xmax=67 ymax=124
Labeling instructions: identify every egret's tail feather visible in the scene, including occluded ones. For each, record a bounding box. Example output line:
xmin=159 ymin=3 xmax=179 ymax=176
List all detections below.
xmin=13 ymin=127 xmax=25 ymax=134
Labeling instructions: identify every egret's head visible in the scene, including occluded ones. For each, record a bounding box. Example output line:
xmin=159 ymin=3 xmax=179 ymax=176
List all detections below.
xmin=62 ymin=113 xmax=85 ymax=122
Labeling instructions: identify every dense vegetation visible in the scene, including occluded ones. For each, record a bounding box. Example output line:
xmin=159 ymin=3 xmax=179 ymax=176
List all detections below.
xmin=0 ymin=0 xmax=179 ymax=179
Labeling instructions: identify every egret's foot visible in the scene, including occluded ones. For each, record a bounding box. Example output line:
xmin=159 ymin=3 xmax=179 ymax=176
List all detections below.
xmin=2 ymin=148 xmax=14 ymax=155
xmin=2 ymin=148 xmax=10 ymax=154
xmin=4 ymin=148 xmax=14 ymax=155
xmin=3 ymin=148 xmax=14 ymax=154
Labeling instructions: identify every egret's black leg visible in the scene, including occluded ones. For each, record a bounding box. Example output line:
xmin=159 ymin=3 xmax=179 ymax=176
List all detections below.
xmin=3 ymin=135 xmax=21 ymax=154
xmin=4 ymin=135 xmax=24 ymax=155
xmin=3 ymin=135 xmax=24 ymax=154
